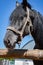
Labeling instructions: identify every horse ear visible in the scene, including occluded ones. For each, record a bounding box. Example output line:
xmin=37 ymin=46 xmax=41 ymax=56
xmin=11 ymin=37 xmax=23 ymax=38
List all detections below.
xmin=16 ymin=1 xmax=20 ymax=7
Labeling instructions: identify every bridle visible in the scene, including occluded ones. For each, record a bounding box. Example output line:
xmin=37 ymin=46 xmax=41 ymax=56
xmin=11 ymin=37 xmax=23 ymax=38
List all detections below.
xmin=7 ymin=7 xmax=33 ymax=43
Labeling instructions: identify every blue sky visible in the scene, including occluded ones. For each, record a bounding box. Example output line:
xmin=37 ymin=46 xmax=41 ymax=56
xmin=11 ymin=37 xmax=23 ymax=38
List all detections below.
xmin=0 ymin=0 xmax=43 ymax=49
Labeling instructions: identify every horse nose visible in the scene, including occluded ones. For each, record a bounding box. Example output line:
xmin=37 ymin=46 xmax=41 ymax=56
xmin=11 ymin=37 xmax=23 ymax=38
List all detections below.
xmin=4 ymin=39 xmax=9 ymax=43
xmin=4 ymin=39 xmax=15 ymax=49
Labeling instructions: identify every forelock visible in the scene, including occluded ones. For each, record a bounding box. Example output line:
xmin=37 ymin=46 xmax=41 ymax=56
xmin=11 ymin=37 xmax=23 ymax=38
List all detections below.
xmin=10 ymin=5 xmax=26 ymax=21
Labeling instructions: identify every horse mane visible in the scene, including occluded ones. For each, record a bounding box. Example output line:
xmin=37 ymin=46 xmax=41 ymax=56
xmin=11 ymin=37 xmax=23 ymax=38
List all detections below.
xmin=30 ymin=9 xmax=43 ymax=49
xmin=21 ymin=0 xmax=31 ymax=11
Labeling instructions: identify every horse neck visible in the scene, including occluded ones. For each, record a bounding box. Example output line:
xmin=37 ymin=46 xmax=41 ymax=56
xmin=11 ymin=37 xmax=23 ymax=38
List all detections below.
xmin=31 ymin=10 xmax=43 ymax=49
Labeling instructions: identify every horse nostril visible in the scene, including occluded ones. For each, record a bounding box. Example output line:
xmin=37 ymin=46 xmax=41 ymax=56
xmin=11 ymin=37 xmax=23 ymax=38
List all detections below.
xmin=7 ymin=39 xmax=11 ymax=46
xmin=7 ymin=39 xmax=10 ymax=43
xmin=4 ymin=39 xmax=11 ymax=47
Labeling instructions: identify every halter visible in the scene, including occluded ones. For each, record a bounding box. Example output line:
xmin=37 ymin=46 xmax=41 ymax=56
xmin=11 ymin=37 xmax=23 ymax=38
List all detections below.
xmin=7 ymin=7 xmax=33 ymax=43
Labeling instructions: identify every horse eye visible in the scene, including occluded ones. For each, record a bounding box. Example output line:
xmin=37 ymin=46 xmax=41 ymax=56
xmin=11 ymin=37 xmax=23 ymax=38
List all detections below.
xmin=27 ymin=21 xmax=30 ymax=25
xmin=24 ymin=14 xmax=27 ymax=17
xmin=20 ymin=16 xmax=23 ymax=20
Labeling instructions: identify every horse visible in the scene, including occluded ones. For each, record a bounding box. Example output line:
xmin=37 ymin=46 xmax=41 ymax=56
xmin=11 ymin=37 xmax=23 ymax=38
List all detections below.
xmin=4 ymin=4 xmax=43 ymax=65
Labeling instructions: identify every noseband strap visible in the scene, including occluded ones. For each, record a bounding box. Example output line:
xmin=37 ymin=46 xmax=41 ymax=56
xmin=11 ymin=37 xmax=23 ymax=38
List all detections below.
xmin=7 ymin=7 xmax=33 ymax=41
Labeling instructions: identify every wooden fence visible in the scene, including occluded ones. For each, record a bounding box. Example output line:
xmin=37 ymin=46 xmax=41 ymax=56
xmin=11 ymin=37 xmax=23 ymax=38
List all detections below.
xmin=0 ymin=49 xmax=43 ymax=60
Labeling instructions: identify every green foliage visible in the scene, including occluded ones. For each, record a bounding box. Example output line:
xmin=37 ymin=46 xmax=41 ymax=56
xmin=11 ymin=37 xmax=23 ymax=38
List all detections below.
xmin=0 ymin=58 xmax=15 ymax=61
xmin=0 ymin=58 xmax=4 ymax=60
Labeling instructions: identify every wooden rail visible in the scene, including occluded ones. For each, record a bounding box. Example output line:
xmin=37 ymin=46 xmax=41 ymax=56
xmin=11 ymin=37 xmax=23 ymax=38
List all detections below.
xmin=0 ymin=49 xmax=43 ymax=60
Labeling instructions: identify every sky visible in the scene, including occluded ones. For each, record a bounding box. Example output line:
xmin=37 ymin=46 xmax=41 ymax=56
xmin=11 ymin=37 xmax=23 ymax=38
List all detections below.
xmin=0 ymin=0 xmax=43 ymax=49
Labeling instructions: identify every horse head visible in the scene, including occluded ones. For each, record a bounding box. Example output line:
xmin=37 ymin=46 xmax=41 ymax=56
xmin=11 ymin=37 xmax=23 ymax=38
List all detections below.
xmin=4 ymin=4 xmax=34 ymax=49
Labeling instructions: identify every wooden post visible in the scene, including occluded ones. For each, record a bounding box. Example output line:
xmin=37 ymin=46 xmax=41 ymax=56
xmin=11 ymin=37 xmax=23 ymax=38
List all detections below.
xmin=0 ymin=49 xmax=43 ymax=60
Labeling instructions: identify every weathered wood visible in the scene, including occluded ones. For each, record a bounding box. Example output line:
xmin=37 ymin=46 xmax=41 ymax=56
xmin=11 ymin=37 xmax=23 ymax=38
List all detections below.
xmin=0 ymin=49 xmax=43 ymax=60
